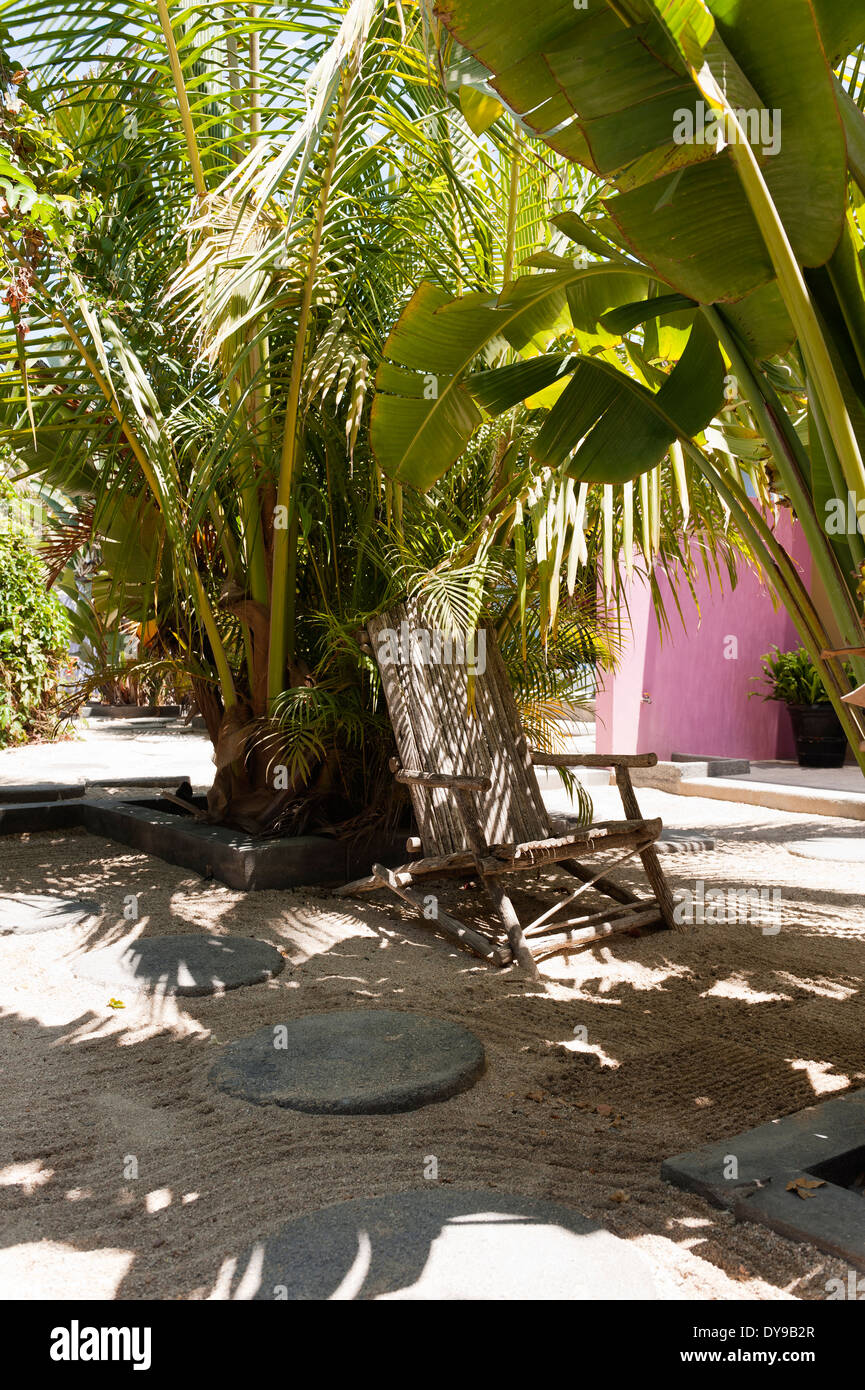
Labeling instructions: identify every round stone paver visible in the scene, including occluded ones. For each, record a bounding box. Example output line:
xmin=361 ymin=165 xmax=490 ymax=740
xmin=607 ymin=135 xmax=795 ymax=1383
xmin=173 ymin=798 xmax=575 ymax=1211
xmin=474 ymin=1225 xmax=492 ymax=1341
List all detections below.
xmin=222 ymin=1189 xmax=658 ymax=1300
xmin=72 ymin=933 xmax=285 ymax=997
xmin=657 ymin=832 xmax=716 ymax=855
xmin=0 ymin=893 xmax=100 ymax=935
xmin=209 ymin=1009 xmax=485 ymax=1114
xmin=787 ymin=837 xmax=865 ymax=863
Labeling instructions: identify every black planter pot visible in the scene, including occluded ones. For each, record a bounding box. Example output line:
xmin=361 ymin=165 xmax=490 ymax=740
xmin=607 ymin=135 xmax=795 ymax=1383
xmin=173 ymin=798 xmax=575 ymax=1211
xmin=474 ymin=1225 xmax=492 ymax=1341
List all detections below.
xmin=787 ymin=703 xmax=847 ymax=768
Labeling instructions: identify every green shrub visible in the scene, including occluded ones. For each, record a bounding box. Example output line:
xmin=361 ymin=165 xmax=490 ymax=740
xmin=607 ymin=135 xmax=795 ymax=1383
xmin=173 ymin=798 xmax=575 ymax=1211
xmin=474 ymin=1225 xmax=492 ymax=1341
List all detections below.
xmin=752 ymin=645 xmax=849 ymax=706
xmin=0 ymin=480 xmax=71 ymax=747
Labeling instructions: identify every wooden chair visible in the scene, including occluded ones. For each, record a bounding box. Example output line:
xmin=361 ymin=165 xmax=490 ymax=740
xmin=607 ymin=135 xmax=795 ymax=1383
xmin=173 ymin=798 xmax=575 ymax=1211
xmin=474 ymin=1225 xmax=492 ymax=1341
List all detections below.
xmin=337 ymin=598 xmax=685 ymax=978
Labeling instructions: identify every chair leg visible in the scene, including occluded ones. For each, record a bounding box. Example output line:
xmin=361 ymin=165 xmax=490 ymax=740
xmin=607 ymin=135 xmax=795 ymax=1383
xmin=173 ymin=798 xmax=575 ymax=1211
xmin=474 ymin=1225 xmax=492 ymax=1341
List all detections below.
xmin=636 ymin=842 xmax=680 ymax=931
xmin=454 ymin=789 xmax=541 ymax=979
xmin=370 ymin=864 xmax=511 ymax=966
xmin=613 ymin=766 xmax=683 ymax=932
xmin=480 ymin=874 xmax=541 ymax=978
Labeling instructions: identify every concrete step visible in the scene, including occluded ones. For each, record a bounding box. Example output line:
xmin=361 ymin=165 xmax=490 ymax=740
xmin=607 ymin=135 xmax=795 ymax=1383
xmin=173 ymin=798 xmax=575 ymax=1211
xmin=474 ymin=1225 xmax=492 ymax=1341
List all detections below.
xmin=631 ymin=761 xmax=865 ymax=821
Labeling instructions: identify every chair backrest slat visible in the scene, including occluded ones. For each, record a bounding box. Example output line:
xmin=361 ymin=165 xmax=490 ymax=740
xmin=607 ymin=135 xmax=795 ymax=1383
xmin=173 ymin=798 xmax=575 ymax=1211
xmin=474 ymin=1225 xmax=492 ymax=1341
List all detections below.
xmin=368 ymin=598 xmax=550 ymax=856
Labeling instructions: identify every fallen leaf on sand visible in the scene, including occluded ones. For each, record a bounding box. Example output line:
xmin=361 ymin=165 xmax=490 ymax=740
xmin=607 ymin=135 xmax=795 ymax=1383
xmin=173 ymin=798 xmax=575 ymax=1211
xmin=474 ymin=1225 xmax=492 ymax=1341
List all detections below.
xmin=609 ymin=1190 xmax=629 ymax=1203
xmin=525 ymin=1090 xmax=545 ymax=1103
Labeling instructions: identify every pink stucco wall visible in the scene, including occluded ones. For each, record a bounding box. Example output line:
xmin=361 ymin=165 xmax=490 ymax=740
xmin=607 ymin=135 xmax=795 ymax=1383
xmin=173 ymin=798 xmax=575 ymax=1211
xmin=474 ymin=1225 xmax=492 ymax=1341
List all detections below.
xmin=595 ymin=518 xmax=811 ymax=761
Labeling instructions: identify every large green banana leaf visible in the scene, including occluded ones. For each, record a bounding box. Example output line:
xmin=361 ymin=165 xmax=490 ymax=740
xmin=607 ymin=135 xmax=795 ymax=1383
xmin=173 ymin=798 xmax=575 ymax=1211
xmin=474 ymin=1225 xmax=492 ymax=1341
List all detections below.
xmin=372 ymin=259 xmax=724 ymax=488
xmin=540 ymin=315 xmax=726 ymax=483
xmin=436 ymin=0 xmax=865 ymax=318
xmin=371 ymin=265 xmax=655 ymax=487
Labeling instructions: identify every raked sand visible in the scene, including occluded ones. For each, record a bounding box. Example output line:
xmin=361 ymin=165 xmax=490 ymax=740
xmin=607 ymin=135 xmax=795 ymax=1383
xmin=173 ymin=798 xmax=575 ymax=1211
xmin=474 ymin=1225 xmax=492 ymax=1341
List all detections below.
xmin=1 ymin=785 xmax=864 ymax=1300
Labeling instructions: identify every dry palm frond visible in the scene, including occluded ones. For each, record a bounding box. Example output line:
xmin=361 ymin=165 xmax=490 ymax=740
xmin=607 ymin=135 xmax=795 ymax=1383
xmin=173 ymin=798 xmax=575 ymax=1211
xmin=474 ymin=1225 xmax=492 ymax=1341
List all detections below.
xmin=40 ymin=502 xmax=96 ymax=587
xmin=165 ymin=192 xmax=281 ymax=370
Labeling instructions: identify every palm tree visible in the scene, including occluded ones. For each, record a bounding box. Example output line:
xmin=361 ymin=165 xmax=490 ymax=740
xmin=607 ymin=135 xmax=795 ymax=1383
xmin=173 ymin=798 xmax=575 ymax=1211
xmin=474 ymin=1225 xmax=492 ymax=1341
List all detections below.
xmin=0 ymin=0 xmax=614 ymax=829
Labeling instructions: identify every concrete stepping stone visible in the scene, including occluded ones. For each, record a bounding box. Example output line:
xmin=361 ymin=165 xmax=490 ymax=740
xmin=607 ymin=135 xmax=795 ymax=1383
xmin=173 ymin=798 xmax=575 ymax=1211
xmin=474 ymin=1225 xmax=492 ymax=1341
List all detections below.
xmin=787 ymin=837 xmax=865 ymax=863
xmin=221 ymin=1189 xmax=658 ymax=1300
xmin=0 ymin=893 xmax=100 ymax=935
xmin=657 ymin=831 xmax=716 ymax=854
xmin=73 ymin=933 xmax=285 ymax=997
xmin=209 ymin=1009 xmax=485 ymax=1114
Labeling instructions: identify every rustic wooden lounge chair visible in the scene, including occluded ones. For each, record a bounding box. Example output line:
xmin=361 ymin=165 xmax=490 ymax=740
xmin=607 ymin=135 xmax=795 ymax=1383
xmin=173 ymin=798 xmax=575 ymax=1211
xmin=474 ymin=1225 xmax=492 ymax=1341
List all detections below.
xmin=337 ymin=598 xmax=684 ymax=978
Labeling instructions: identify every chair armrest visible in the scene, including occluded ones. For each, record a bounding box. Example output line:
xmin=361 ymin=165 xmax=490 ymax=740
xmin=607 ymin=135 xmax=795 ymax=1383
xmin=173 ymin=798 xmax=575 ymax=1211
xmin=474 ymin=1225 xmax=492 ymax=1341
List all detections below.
xmin=530 ymin=752 xmax=658 ymax=769
xmin=388 ymin=758 xmax=491 ymax=791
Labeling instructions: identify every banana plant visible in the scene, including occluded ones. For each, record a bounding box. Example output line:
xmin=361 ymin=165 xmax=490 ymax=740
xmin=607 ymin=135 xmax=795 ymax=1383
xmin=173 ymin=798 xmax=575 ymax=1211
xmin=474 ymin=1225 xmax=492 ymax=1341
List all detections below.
xmin=372 ymin=0 xmax=865 ymax=768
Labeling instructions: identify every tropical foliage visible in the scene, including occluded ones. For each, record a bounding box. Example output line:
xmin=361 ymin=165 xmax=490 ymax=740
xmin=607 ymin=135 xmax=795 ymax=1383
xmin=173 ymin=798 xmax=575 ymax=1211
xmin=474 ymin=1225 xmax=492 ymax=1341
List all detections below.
xmin=0 ymin=1 xmax=624 ymax=830
xmin=0 ymin=472 xmax=70 ymax=745
xmin=374 ymin=0 xmax=865 ymax=770
xmin=752 ymin=646 xmax=841 ymax=709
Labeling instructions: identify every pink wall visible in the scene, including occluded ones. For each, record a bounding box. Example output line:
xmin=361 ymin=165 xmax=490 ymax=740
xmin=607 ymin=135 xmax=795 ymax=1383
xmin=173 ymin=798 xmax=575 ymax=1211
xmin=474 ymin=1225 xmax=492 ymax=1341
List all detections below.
xmin=595 ymin=518 xmax=811 ymax=761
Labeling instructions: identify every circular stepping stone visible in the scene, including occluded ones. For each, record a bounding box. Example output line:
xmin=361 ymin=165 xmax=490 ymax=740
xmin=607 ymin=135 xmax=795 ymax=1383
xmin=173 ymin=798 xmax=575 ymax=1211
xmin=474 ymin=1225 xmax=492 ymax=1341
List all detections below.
xmin=657 ymin=832 xmax=716 ymax=854
xmin=73 ymin=933 xmax=285 ymax=997
xmin=209 ymin=1009 xmax=485 ymax=1114
xmin=0 ymin=893 xmax=100 ymax=935
xmin=225 ymin=1189 xmax=657 ymax=1300
xmin=787 ymin=838 xmax=865 ymax=863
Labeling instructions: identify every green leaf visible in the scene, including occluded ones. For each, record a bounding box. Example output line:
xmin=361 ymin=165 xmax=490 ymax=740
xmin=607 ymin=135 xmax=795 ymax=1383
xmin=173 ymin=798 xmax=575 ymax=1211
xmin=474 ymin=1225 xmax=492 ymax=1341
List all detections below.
xmin=707 ymin=0 xmax=848 ymax=270
xmin=551 ymin=211 xmax=623 ymax=260
xmin=566 ymin=270 xmax=653 ymax=345
xmin=458 ymin=85 xmax=504 ymax=134
xmin=371 ymin=269 xmax=624 ymax=489
xmin=440 ymin=0 xmax=849 ymax=301
xmin=533 ymin=314 xmax=726 ymax=482
xmin=0 ymin=154 xmax=35 ymax=188
xmin=651 ymin=0 xmax=716 ymax=66
xmin=811 ymin=0 xmax=865 ymax=64
xmin=465 ymin=353 xmax=574 ymax=415
xmin=723 ymin=280 xmax=796 ymax=359
xmin=600 ymin=292 xmax=694 ymax=336
xmin=603 ymin=155 xmax=775 ymax=303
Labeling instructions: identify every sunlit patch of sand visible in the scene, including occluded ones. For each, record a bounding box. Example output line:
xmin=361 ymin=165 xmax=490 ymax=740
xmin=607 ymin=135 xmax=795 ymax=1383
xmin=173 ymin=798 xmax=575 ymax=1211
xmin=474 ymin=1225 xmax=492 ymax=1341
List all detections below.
xmin=787 ymin=1058 xmax=850 ymax=1094
xmin=0 ymin=1242 xmax=133 ymax=1299
xmin=702 ymin=972 xmax=791 ymax=1004
xmin=773 ymin=972 xmax=858 ymax=1001
xmin=0 ymin=1159 xmax=54 ymax=1194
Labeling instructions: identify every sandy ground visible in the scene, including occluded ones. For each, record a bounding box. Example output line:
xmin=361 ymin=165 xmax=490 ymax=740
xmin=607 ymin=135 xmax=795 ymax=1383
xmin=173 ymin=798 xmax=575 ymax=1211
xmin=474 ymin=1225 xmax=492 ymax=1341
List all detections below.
xmin=1 ymin=785 xmax=864 ymax=1301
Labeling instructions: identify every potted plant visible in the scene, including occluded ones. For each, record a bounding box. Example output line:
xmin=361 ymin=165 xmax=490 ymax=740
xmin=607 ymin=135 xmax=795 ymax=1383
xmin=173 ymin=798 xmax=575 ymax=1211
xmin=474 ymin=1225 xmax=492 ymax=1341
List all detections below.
xmin=753 ymin=647 xmax=849 ymax=768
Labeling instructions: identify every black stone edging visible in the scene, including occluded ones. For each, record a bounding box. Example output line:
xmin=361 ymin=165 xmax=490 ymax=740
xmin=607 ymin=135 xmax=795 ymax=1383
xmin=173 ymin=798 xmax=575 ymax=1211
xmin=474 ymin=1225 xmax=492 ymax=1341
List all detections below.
xmin=0 ymin=799 xmax=85 ymax=833
xmin=0 ymin=783 xmax=86 ymax=804
xmin=0 ymin=794 xmax=406 ymax=890
xmin=82 ymin=704 xmax=182 ymax=718
xmin=662 ymin=1088 xmax=865 ymax=1270
xmin=86 ymin=774 xmax=196 ymax=790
